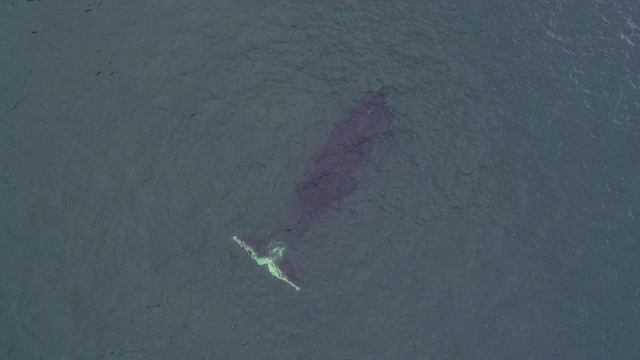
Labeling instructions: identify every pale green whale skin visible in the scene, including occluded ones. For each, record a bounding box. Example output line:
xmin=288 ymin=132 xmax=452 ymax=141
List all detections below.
xmin=233 ymin=236 xmax=300 ymax=291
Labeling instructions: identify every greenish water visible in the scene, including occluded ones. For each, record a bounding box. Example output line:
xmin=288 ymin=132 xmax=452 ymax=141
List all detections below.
xmin=1 ymin=1 xmax=638 ymax=359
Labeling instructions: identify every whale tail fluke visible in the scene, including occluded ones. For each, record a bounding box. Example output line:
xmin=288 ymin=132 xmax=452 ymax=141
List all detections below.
xmin=232 ymin=236 xmax=301 ymax=291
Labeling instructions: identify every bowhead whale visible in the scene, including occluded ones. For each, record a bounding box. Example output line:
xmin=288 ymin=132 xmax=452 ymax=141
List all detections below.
xmin=233 ymin=89 xmax=389 ymax=291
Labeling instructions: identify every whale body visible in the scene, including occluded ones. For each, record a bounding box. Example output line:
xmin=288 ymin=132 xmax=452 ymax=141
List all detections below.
xmin=292 ymin=89 xmax=389 ymax=231
xmin=233 ymin=90 xmax=389 ymax=290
